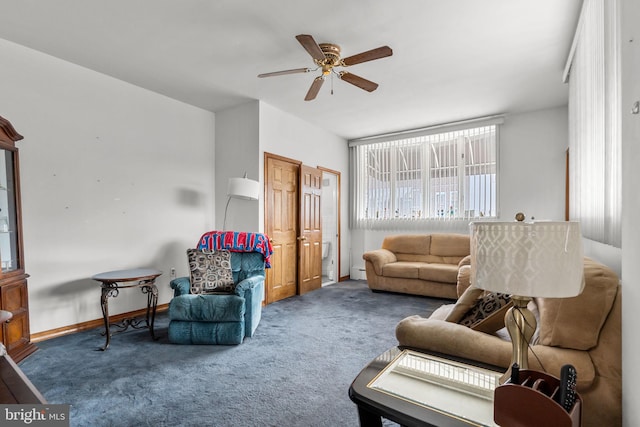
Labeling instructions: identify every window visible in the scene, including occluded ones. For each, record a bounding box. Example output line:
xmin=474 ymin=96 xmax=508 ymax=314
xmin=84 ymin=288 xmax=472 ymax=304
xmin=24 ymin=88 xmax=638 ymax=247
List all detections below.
xmin=350 ymin=121 xmax=499 ymax=230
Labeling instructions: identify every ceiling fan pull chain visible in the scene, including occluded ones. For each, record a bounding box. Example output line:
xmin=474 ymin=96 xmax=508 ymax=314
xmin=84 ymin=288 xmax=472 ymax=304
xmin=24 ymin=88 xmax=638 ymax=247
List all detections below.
xmin=331 ymin=72 xmax=334 ymax=95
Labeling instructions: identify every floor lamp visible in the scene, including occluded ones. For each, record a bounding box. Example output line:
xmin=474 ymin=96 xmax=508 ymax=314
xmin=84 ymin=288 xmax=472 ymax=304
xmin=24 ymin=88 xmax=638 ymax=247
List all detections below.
xmin=222 ymin=173 xmax=259 ymax=231
xmin=469 ymin=217 xmax=584 ymax=379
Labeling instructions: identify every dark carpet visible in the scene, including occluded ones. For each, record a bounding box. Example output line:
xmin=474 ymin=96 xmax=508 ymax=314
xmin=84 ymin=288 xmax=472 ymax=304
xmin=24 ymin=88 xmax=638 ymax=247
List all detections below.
xmin=19 ymin=280 xmax=444 ymax=427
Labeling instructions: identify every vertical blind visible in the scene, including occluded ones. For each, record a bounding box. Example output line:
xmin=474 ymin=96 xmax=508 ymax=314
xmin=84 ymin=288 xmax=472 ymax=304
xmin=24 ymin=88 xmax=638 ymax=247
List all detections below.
xmin=566 ymin=0 xmax=621 ymax=247
xmin=350 ymin=121 xmax=499 ymax=231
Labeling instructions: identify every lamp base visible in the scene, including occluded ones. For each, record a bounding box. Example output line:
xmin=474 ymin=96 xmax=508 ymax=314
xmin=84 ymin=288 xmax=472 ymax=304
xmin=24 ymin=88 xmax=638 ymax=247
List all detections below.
xmin=501 ymin=295 xmax=537 ymax=384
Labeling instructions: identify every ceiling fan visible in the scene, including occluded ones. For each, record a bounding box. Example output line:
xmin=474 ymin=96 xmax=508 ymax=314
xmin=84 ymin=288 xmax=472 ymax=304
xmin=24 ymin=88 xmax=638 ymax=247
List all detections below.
xmin=258 ymin=34 xmax=393 ymax=101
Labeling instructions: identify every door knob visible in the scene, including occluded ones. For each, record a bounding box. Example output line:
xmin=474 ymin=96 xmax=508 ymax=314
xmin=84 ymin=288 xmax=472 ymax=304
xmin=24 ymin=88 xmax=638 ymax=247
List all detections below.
xmin=297 ymin=236 xmax=307 ymax=241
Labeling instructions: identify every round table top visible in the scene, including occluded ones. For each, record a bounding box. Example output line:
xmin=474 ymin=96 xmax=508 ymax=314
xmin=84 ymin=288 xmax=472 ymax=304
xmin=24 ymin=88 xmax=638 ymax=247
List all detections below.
xmin=92 ymin=268 xmax=162 ymax=283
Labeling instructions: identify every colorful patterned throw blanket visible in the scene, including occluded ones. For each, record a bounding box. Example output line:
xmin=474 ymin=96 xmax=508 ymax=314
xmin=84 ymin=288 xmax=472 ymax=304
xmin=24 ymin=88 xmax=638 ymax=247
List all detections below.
xmin=197 ymin=231 xmax=273 ymax=268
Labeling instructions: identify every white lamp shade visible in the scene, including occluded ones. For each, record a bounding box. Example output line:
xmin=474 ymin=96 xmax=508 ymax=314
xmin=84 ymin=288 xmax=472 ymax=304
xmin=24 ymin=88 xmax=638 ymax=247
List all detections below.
xmin=470 ymin=221 xmax=584 ymax=298
xmin=227 ymin=177 xmax=259 ymax=201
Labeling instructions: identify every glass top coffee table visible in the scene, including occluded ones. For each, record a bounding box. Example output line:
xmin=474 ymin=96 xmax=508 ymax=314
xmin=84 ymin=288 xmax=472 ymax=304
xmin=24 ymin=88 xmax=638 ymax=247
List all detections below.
xmin=349 ymin=347 xmax=502 ymax=427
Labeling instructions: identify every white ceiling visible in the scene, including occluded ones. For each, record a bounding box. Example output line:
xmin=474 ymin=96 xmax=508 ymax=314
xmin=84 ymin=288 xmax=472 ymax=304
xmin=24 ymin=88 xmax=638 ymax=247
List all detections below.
xmin=0 ymin=0 xmax=581 ymax=140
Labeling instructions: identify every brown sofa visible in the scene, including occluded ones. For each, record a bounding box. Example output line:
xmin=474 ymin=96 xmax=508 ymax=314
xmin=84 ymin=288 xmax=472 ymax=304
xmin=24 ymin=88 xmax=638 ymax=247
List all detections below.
xmin=395 ymin=258 xmax=621 ymax=427
xmin=362 ymin=233 xmax=470 ymax=299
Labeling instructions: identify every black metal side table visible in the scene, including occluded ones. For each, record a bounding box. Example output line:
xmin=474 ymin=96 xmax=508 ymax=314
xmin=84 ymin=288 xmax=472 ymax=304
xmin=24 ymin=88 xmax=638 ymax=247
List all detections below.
xmin=91 ymin=268 xmax=161 ymax=351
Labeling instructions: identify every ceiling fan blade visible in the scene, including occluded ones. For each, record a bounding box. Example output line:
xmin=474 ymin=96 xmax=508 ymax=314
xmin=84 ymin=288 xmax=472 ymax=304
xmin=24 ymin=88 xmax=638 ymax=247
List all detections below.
xmin=296 ymin=34 xmax=325 ymax=62
xmin=342 ymin=46 xmax=393 ymax=66
xmin=339 ymin=72 xmax=379 ymax=92
xmin=305 ymin=76 xmax=325 ymax=101
xmin=258 ymin=68 xmax=311 ymax=78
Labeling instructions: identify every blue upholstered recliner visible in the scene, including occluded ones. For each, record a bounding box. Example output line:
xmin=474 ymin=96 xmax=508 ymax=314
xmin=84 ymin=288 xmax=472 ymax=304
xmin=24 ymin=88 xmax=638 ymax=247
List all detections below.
xmin=168 ymin=251 xmax=265 ymax=345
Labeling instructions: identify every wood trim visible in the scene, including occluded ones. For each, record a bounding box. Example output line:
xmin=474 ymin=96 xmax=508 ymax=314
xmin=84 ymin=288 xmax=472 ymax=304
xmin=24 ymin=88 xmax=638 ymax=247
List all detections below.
xmin=0 ymin=115 xmax=24 ymax=144
xmin=30 ymin=304 xmax=169 ymax=343
xmin=317 ymin=166 xmax=341 ymax=285
xmin=264 ymin=152 xmax=302 ymax=166
xmin=339 ymin=275 xmax=351 ymax=282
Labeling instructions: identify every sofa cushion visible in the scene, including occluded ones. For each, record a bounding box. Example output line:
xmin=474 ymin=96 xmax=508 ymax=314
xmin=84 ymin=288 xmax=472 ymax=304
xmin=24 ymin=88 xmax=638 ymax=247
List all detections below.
xmin=430 ymin=233 xmax=471 ymax=257
xmin=187 ymin=249 xmax=235 ymax=294
xmin=382 ymin=234 xmax=431 ymax=256
xmin=535 ymin=258 xmax=619 ymax=350
xmin=418 ymin=263 xmax=459 ymax=283
xmin=382 ymin=261 xmax=421 ymax=279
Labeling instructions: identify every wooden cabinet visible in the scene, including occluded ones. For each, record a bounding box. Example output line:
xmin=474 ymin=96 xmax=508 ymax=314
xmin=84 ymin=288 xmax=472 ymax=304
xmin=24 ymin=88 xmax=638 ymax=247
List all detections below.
xmin=0 ymin=116 xmax=36 ymax=362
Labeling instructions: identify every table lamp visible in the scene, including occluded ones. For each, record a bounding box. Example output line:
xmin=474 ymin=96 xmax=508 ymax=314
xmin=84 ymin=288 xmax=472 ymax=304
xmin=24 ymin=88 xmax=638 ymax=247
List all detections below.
xmin=470 ymin=215 xmax=584 ymax=377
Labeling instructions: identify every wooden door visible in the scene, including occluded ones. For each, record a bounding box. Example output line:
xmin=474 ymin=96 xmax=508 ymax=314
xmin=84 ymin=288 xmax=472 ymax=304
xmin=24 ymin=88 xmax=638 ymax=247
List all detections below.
xmin=265 ymin=155 xmax=299 ymax=303
xmin=298 ymin=165 xmax=322 ymax=294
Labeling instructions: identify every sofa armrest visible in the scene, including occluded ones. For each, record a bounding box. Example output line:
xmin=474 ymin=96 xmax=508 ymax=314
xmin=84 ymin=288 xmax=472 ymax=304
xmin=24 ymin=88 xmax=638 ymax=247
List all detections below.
xmin=458 ymin=254 xmax=471 ymax=267
xmin=456 ymin=265 xmax=471 ymax=297
xmin=170 ymin=277 xmax=191 ymax=297
xmin=456 ymin=255 xmax=472 ymax=296
xmin=395 ymin=315 xmax=595 ymax=389
xmin=362 ymin=249 xmax=397 ymax=275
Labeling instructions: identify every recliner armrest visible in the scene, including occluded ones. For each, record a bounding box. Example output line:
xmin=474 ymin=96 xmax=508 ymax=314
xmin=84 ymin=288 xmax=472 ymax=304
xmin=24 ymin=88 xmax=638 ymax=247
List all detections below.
xmin=170 ymin=277 xmax=191 ymax=297
xmin=235 ymin=275 xmax=265 ymax=338
xmin=362 ymin=249 xmax=397 ymax=275
xmin=234 ymin=275 xmax=264 ymax=296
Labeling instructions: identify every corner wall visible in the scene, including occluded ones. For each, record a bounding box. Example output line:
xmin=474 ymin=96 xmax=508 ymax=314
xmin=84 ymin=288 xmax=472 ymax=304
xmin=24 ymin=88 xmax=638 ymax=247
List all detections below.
xmin=215 ymin=102 xmax=260 ymax=232
xmin=213 ymin=101 xmax=350 ymax=279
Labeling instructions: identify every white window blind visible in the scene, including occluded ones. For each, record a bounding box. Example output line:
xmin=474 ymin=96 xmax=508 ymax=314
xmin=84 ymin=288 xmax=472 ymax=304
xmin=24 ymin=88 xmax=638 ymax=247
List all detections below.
xmin=566 ymin=0 xmax=621 ymax=247
xmin=350 ymin=122 xmax=499 ymax=230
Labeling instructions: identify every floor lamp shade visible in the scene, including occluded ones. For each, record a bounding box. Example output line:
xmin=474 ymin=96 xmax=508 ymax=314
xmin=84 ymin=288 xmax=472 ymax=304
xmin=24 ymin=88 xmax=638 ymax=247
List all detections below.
xmin=223 ymin=176 xmax=259 ymax=230
xmin=470 ymin=221 xmax=584 ymax=298
xmin=227 ymin=177 xmax=259 ymax=201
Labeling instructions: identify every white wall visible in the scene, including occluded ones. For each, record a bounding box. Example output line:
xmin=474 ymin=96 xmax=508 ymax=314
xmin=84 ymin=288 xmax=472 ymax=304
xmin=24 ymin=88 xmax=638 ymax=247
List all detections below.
xmin=0 ymin=39 xmax=215 ymax=334
xmin=499 ymin=107 xmax=568 ymax=221
xmin=621 ymin=0 xmax=640 ymax=424
xmin=350 ymin=107 xmax=569 ymax=270
xmin=258 ymin=101 xmax=350 ymax=279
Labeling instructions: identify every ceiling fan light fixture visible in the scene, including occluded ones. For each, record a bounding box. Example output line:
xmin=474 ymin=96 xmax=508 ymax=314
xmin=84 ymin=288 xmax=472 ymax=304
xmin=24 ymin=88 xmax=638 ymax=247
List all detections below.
xmin=258 ymin=34 xmax=392 ymax=101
